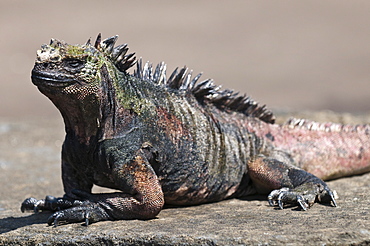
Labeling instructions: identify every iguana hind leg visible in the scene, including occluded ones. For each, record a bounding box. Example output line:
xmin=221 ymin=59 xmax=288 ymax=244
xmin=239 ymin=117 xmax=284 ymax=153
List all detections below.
xmin=247 ymin=153 xmax=337 ymax=210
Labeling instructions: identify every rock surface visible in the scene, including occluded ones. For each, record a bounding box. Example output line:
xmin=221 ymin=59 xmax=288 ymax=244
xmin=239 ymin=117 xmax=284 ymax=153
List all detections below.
xmin=1 ymin=112 xmax=370 ymax=245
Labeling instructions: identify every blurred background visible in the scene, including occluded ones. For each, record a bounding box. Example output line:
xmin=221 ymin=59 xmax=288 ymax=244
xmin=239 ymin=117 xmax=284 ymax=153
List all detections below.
xmin=1 ymin=0 xmax=370 ymax=119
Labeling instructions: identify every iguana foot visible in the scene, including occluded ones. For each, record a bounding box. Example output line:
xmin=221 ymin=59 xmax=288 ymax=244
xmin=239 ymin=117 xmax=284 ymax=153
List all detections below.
xmin=21 ymin=195 xmax=82 ymax=213
xmin=47 ymin=201 xmax=109 ymax=226
xmin=21 ymin=194 xmax=110 ymax=226
xmin=267 ymin=182 xmax=337 ymax=210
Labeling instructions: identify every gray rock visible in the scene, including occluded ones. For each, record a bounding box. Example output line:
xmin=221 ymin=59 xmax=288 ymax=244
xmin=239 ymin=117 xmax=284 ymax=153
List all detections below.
xmin=1 ymin=113 xmax=370 ymax=245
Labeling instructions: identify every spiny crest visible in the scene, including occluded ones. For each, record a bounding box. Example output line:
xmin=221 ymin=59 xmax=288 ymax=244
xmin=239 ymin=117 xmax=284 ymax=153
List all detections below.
xmin=93 ymin=33 xmax=136 ymax=72
xmin=134 ymin=58 xmax=275 ymax=124
xmin=284 ymin=118 xmax=370 ymax=134
xmin=96 ymin=34 xmax=275 ymax=124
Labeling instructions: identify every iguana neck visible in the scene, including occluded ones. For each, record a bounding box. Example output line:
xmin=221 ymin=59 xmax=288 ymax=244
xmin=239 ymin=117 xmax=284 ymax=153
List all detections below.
xmin=49 ymin=92 xmax=101 ymax=144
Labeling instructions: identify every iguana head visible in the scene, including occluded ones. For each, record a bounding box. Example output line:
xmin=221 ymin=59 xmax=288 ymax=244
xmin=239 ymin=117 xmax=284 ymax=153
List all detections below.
xmin=31 ymin=34 xmax=137 ymax=140
xmin=31 ymin=34 xmax=136 ymax=99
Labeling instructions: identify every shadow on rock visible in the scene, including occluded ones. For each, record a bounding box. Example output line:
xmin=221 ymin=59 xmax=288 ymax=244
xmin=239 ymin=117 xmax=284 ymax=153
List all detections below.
xmin=237 ymin=194 xmax=267 ymax=202
xmin=0 ymin=213 xmax=51 ymax=234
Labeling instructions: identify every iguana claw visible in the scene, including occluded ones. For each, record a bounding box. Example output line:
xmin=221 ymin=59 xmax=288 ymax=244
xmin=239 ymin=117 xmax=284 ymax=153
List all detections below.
xmin=21 ymin=195 xmax=83 ymax=213
xmin=47 ymin=202 xmax=109 ymax=226
xmin=21 ymin=197 xmax=41 ymax=213
xmin=267 ymin=183 xmax=337 ymax=210
xmin=268 ymin=187 xmax=314 ymax=210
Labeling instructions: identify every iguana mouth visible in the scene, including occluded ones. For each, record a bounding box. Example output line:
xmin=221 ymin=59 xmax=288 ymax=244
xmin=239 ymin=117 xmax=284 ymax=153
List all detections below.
xmin=31 ymin=70 xmax=76 ymax=87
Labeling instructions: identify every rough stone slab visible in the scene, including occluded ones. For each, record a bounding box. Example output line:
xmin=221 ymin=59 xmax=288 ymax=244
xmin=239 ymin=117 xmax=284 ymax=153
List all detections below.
xmin=1 ymin=113 xmax=370 ymax=245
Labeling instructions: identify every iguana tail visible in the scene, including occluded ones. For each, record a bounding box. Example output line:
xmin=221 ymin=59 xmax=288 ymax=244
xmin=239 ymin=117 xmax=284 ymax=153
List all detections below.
xmin=249 ymin=118 xmax=370 ymax=180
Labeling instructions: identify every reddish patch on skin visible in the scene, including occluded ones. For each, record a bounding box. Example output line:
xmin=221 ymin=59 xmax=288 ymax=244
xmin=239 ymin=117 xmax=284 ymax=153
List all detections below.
xmin=100 ymin=106 xmax=135 ymax=140
xmin=156 ymin=107 xmax=190 ymax=144
xmin=248 ymin=157 xmax=284 ymax=192
xmin=245 ymin=119 xmax=370 ymax=180
xmin=114 ymin=153 xmax=164 ymax=218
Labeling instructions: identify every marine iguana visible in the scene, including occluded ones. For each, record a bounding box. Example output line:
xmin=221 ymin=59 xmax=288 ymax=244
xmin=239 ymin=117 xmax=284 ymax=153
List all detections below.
xmin=22 ymin=34 xmax=370 ymax=226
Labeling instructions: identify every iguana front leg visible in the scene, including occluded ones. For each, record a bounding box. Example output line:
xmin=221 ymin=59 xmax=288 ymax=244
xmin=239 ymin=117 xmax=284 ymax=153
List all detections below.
xmin=247 ymin=153 xmax=337 ymax=210
xmin=21 ymin=157 xmax=93 ymax=215
xmin=22 ymin=149 xmax=164 ymax=226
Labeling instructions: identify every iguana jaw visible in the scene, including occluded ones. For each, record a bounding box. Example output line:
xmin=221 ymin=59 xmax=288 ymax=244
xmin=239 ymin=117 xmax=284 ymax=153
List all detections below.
xmin=31 ymin=69 xmax=76 ymax=88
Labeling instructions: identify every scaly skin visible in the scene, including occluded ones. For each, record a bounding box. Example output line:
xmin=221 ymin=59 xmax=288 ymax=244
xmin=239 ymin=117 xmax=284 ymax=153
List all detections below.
xmin=21 ymin=34 xmax=369 ymax=226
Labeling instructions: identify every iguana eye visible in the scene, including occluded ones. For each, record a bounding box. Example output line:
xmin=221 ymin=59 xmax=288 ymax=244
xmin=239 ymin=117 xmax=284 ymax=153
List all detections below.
xmin=64 ymin=59 xmax=84 ymax=70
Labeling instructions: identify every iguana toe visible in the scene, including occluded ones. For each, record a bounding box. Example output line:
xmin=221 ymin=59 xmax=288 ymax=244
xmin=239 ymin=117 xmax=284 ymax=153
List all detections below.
xmin=268 ymin=187 xmax=314 ymax=210
xmin=21 ymin=197 xmax=41 ymax=213
xmin=267 ymin=183 xmax=337 ymax=210
xmin=47 ymin=202 xmax=109 ymax=226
